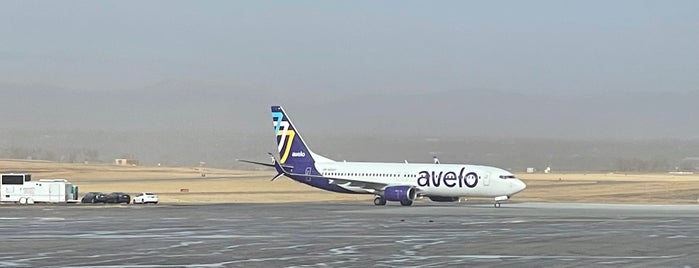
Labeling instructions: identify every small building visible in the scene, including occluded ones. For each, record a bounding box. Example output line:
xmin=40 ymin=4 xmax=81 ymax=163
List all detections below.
xmin=115 ymin=159 xmax=139 ymax=166
xmin=1 ymin=174 xmax=79 ymax=204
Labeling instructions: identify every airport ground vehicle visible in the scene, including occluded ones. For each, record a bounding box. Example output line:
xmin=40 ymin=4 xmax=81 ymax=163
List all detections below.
xmin=105 ymin=192 xmax=131 ymax=204
xmin=81 ymin=192 xmax=107 ymax=203
xmin=133 ymin=192 xmax=158 ymax=204
xmin=1 ymin=173 xmax=79 ymax=204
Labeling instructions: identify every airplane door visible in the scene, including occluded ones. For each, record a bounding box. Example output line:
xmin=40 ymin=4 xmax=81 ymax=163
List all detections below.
xmin=483 ymin=172 xmax=491 ymax=186
xmin=305 ymin=167 xmax=312 ymax=182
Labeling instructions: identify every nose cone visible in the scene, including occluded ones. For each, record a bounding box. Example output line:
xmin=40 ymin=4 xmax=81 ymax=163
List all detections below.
xmin=511 ymin=179 xmax=527 ymax=194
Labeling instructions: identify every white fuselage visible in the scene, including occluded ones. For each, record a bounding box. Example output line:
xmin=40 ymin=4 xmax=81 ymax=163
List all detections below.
xmin=315 ymin=161 xmax=526 ymax=198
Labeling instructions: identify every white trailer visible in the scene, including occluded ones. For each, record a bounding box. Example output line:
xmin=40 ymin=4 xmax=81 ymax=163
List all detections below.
xmin=1 ymin=174 xmax=79 ymax=204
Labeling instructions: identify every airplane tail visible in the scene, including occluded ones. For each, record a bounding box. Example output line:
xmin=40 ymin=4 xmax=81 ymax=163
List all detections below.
xmin=271 ymin=106 xmax=334 ymax=169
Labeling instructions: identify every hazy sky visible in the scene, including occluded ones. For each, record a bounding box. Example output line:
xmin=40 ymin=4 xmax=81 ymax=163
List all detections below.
xmin=2 ymin=1 xmax=698 ymax=93
xmin=1 ymin=1 xmax=698 ymax=140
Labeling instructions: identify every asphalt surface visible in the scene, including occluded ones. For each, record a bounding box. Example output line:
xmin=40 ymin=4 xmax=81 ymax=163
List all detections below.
xmin=1 ymin=202 xmax=699 ymax=267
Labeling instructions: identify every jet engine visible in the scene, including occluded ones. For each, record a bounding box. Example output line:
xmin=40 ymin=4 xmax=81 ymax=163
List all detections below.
xmin=428 ymin=196 xmax=460 ymax=202
xmin=384 ymin=186 xmax=417 ymax=203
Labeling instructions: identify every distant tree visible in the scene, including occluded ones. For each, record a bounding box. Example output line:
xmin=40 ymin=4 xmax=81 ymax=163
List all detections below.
xmin=616 ymin=157 xmax=669 ymax=173
xmin=7 ymin=146 xmax=31 ymax=159
xmin=67 ymin=150 xmax=79 ymax=163
xmin=83 ymin=149 xmax=100 ymax=162
xmin=679 ymin=159 xmax=699 ymax=171
xmin=42 ymin=150 xmax=58 ymax=162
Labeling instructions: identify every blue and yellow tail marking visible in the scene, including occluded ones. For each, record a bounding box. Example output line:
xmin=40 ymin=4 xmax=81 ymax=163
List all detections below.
xmin=272 ymin=111 xmax=295 ymax=164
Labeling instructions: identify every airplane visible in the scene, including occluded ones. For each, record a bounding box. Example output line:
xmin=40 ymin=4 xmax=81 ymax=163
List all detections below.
xmin=240 ymin=106 xmax=526 ymax=207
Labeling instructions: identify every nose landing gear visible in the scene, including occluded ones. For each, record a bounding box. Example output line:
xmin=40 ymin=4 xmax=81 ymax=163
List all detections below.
xmin=493 ymin=195 xmax=510 ymax=208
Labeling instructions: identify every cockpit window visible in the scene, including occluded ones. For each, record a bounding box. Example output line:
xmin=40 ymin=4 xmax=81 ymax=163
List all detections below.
xmin=499 ymin=175 xmax=516 ymax=179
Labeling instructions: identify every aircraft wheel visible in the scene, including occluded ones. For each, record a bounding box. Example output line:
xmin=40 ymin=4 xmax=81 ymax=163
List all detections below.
xmin=373 ymin=196 xmax=386 ymax=206
xmin=400 ymin=200 xmax=413 ymax=206
xmin=494 ymin=202 xmax=501 ymax=208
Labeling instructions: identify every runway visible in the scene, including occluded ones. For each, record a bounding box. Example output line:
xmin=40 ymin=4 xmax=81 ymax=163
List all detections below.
xmin=1 ymin=202 xmax=699 ymax=267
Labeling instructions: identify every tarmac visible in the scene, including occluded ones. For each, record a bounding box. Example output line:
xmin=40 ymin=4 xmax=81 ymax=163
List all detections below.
xmin=1 ymin=201 xmax=699 ymax=267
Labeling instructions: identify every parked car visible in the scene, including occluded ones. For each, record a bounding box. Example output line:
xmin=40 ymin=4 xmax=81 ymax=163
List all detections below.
xmin=133 ymin=192 xmax=159 ymax=204
xmin=105 ymin=192 xmax=131 ymax=204
xmin=81 ymin=192 xmax=107 ymax=203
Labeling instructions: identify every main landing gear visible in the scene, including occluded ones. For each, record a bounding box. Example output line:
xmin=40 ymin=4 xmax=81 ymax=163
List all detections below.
xmin=400 ymin=200 xmax=413 ymax=206
xmin=494 ymin=202 xmax=501 ymax=208
xmin=373 ymin=195 xmax=414 ymax=206
xmin=374 ymin=196 xmax=386 ymax=206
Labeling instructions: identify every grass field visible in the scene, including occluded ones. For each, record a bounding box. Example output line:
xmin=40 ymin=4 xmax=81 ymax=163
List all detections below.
xmin=2 ymin=159 xmax=699 ymax=204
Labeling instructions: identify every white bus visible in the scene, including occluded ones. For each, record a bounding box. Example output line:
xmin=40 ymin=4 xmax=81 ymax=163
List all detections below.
xmin=1 ymin=174 xmax=79 ymax=204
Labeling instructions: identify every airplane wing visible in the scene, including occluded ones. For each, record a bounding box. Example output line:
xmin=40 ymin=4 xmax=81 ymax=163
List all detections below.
xmin=328 ymin=177 xmax=388 ymax=191
xmin=301 ymin=174 xmax=388 ymax=192
xmin=297 ymin=173 xmax=422 ymax=195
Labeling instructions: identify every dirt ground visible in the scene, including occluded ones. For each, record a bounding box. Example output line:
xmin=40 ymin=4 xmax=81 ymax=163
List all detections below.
xmin=2 ymin=159 xmax=699 ymax=204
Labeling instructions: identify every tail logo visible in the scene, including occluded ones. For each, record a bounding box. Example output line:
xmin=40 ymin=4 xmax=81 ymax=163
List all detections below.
xmin=272 ymin=111 xmax=296 ymax=163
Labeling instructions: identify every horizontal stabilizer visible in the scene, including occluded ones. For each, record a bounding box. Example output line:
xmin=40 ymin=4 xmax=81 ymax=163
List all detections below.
xmin=237 ymin=159 xmax=275 ymax=167
xmin=239 ymin=153 xmax=295 ymax=181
